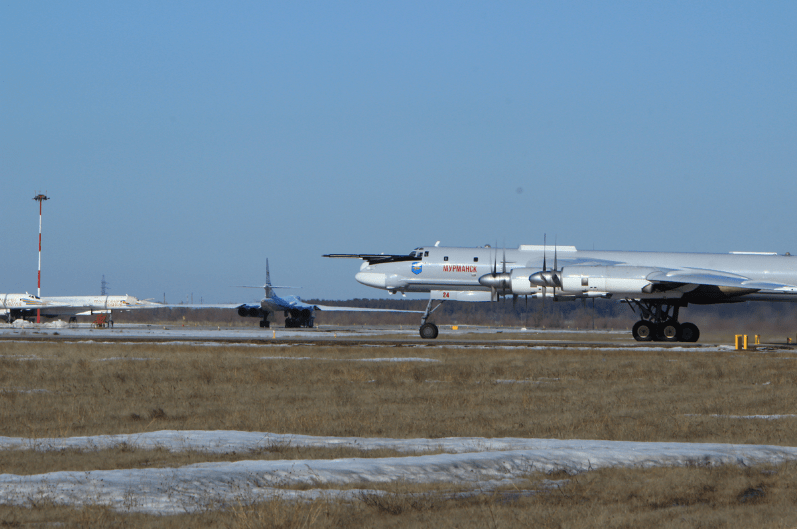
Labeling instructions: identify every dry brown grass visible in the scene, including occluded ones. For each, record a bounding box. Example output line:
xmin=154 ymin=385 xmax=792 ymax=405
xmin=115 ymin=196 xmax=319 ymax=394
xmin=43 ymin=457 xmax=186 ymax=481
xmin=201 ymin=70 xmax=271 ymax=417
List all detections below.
xmin=2 ymin=340 xmax=797 ymax=446
xmin=3 ymin=339 xmax=797 ymax=525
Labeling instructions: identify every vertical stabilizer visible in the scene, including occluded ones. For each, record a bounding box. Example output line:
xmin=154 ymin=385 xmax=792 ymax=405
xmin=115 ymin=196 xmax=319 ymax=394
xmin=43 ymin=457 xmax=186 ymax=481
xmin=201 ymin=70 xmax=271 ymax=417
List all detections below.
xmin=265 ymin=259 xmax=274 ymax=299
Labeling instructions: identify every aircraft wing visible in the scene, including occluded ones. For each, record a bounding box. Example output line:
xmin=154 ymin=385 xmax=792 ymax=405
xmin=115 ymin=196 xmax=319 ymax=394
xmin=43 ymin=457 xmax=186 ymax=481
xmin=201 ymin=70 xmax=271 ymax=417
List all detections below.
xmin=152 ymin=303 xmax=246 ymax=309
xmin=263 ymin=296 xmax=422 ymax=313
xmin=645 ymin=269 xmax=797 ymax=292
xmin=311 ymin=303 xmax=424 ymax=313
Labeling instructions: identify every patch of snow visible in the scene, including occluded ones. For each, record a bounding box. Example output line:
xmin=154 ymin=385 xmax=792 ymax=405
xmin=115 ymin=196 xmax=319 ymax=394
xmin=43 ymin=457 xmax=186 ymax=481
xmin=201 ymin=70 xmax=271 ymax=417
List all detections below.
xmin=2 ymin=431 xmax=797 ymax=514
xmin=688 ymin=414 xmax=797 ymax=421
xmin=93 ymin=357 xmax=158 ymax=362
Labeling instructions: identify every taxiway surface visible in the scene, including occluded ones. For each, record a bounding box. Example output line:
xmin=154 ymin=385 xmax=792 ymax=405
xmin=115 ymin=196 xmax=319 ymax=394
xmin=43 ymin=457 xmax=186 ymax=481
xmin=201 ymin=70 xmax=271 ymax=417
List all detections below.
xmin=0 ymin=321 xmax=738 ymax=350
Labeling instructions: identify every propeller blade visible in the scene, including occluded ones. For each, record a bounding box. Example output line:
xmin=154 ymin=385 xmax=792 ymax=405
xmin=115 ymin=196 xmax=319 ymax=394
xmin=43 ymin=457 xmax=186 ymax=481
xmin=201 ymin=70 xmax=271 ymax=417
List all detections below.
xmin=553 ymin=237 xmax=558 ymax=273
xmin=542 ymin=234 xmax=547 ymax=272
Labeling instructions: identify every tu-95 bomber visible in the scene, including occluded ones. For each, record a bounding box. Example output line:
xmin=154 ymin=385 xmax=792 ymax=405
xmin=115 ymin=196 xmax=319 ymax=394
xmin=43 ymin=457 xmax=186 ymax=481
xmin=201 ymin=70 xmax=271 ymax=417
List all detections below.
xmin=326 ymin=242 xmax=797 ymax=342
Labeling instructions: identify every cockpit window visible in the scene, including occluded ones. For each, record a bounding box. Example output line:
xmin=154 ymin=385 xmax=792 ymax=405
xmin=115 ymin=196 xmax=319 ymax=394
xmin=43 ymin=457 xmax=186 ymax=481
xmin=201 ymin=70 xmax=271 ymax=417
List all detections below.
xmin=409 ymin=248 xmax=423 ymax=258
xmin=424 ymin=251 xmax=429 ymax=257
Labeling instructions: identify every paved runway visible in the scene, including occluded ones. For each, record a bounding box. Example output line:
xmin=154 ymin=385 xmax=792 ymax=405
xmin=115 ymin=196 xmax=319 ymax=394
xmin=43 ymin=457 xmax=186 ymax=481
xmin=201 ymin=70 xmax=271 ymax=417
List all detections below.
xmin=0 ymin=321 xmax=734 ymax=349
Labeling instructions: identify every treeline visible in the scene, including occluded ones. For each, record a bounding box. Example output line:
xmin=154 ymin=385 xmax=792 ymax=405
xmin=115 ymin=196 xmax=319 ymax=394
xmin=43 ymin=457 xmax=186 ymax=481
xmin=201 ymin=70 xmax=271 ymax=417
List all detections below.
xmin=107 ymin=298 xmax=797 ymax=334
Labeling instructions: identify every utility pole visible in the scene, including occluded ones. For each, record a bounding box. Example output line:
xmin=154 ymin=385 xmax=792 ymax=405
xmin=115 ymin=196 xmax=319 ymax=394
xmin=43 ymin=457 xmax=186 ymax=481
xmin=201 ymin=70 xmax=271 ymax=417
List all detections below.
xmin=33 ymin=194 xmax=49 ymax=323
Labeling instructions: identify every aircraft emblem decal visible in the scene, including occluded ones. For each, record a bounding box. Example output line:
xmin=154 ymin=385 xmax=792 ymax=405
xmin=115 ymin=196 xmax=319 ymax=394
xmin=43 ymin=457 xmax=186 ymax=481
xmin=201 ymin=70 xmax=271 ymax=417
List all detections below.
xmin=412 ymin=262 xmax=422 ymax=275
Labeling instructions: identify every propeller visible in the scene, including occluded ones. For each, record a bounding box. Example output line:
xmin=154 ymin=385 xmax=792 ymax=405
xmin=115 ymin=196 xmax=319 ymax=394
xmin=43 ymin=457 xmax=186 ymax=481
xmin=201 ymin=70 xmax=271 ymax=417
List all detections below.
xmin=478 ymin=240 xmax=511 ymax=301
xmin=529 ymin=235 xmax=562 ymax=292
xmin=527 ymin=234 xmax=565 ymax=324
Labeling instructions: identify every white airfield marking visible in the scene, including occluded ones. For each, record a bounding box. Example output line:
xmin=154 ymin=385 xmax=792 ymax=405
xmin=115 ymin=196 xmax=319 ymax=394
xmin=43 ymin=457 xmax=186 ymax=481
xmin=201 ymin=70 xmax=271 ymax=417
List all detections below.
xmin=1 ymin=431 xmax=797 ymax=514
xmin=258 ymin=356 xmax=439 ymax=363
xmin=687 ymin=414 xmax=797 ymax=420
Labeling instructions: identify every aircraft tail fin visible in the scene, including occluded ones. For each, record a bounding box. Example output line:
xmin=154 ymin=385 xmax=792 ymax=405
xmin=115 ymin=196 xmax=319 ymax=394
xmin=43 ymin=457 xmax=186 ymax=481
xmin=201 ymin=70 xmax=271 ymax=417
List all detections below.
xmin=233 ymin=259 xmax=300 ymax=299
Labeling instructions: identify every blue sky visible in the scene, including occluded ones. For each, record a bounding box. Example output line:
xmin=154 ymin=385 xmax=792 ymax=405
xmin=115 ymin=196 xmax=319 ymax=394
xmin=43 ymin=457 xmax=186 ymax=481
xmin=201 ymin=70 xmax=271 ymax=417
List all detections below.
xmin=2 ymin=1 xmax=796 ymax=303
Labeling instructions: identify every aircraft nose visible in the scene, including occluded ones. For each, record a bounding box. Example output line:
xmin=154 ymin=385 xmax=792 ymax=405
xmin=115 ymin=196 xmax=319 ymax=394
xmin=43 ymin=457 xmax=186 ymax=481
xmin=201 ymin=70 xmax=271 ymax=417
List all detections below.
xmin=355 ymin=271 xmax=387 ymax=288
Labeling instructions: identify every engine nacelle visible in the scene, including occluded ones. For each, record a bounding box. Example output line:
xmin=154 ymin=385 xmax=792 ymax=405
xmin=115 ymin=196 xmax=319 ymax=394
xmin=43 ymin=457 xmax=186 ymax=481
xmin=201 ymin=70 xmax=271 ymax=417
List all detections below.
xmin=509 ymin=268 xmax=541 ymax=295
xmin=239 ymin=306 xmax=262 ymax=318
xmin=560 ymin=266 xmax=655 ymax=294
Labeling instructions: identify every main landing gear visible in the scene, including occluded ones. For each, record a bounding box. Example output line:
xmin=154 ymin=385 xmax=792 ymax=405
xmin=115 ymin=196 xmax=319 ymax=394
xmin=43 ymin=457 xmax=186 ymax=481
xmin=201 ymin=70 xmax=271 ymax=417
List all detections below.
xmin=627 ymin=300 xmax=699 ymax=342
xmin=418 ymin=298 xmax=445 ymax=339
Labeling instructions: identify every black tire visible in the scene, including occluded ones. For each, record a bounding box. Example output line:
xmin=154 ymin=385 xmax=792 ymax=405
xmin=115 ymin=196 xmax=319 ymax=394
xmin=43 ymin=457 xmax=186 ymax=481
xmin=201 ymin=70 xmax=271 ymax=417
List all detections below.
xmin=419 ymin=323 xmax=439 ymax=339
xmin=679 ymin=322 xmax=700 ymax=343
xmin=632 ymin=320 xmax=655 ymax=342
xmin=659 ymin=321 xmax=680 ymax=342
xmin=284 ymin=318 xmax=295 ymax=328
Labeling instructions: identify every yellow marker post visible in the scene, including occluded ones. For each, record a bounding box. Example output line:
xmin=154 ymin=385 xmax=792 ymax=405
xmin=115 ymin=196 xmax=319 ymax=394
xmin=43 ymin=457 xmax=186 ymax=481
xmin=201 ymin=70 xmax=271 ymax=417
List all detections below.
xmin=735 ymin=335 xmax=748 ymax=350
xmin=755 ymin=335 xmax=760 ymax=345
xmin=452 ymin=325 xmax=458 ymax=330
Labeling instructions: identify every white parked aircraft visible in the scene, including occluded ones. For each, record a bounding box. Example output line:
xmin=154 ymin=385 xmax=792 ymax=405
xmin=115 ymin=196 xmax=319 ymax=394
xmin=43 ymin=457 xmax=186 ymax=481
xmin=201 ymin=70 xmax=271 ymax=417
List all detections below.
xmin=1 ymin=294 xmax=165 ymax=324
xmin=326 ymin=242 xmax=797 ymax=342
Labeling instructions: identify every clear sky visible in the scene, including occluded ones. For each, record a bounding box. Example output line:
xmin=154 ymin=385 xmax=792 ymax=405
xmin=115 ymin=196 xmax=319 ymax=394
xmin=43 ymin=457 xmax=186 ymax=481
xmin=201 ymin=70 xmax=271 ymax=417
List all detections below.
xmin=2 ymin=1 xmax=796 ymax=303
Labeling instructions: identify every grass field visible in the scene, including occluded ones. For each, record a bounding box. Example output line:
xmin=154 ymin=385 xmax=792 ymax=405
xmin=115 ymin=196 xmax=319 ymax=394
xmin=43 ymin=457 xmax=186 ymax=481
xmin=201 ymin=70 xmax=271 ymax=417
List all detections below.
xmin=2 ymin=335 xmax=797 ymax=526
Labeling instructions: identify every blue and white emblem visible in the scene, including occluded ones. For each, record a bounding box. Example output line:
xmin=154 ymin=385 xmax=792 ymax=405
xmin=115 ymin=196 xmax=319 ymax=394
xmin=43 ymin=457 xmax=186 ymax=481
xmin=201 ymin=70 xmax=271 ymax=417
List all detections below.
xmin=411 ymin=262 xmax=422 ymax=275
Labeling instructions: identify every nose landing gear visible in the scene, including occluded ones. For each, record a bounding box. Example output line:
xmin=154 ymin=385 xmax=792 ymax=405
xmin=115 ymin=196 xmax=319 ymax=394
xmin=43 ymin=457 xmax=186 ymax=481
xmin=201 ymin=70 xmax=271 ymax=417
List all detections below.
xmin=418 ymin=298 xmax=445 ymax=339
xmin=420 ymin=322 xmax=439 ymax=339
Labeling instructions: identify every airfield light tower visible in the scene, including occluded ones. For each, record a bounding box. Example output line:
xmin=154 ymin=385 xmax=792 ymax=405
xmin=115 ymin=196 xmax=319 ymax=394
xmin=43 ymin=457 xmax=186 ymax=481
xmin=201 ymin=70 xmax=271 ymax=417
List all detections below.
xmin=33 ymin=193 xmax=50 ymax=323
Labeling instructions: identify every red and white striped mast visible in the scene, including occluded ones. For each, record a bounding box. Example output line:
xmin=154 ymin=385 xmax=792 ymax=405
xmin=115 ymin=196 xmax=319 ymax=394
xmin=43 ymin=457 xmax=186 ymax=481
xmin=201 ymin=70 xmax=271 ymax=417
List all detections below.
xmin=33 ymin=193 xmax=49 ymax=323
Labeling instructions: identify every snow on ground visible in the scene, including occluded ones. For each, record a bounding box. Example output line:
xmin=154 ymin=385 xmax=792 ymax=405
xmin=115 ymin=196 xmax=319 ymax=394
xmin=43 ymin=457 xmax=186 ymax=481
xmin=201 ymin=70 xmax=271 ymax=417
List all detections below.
xmin=686 ymin=414 xmax=797 ymax=421
xmin=2 ymin=431 xmax=797 ymax=514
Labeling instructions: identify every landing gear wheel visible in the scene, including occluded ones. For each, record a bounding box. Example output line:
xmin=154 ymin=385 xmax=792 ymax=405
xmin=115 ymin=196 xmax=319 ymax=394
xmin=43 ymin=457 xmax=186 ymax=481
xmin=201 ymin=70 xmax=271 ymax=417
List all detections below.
xmin=419 ymin=323 xmax=439 ymax=339
xmin=632 ymin=320 xmax=655 ymax=342
xmin=659 ymin=321 xmax=680 ymax=342
xmin=284 ymin=318 xmax=295 ymax=328
xmin=679 ymin=322 xmax=700 ymax=343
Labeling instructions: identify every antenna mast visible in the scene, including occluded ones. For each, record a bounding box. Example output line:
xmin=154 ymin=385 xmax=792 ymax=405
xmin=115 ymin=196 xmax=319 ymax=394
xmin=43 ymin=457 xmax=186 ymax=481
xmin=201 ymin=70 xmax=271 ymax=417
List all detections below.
xmin=33 ymin=193 xmax=50 ymax=323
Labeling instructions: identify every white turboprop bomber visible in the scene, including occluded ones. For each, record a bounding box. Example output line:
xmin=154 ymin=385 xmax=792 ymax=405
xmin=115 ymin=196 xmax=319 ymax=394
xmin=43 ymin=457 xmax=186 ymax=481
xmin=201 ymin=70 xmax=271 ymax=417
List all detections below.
xmin=326 ymin=243 xmax=797 ymax=342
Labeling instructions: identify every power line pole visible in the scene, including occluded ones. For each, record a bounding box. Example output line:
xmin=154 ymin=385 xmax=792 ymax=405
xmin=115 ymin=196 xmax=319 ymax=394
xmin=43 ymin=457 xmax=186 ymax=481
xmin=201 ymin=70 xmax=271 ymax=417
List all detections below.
xmin=33 ymin=193 xmax=49 ymax=323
